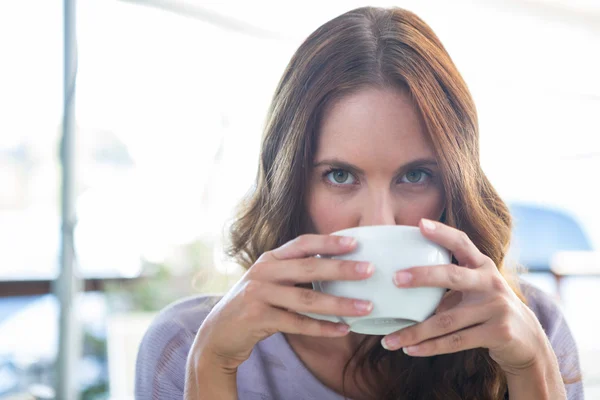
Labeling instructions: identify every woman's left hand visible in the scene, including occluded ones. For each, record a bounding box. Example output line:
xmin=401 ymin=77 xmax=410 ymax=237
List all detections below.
xmin=381 ymin=218 xmax=553 ymax=375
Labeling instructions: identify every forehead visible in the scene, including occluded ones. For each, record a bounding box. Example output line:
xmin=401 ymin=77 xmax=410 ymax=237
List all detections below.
xmin=315 ymin=87 xmax=435 ymax=165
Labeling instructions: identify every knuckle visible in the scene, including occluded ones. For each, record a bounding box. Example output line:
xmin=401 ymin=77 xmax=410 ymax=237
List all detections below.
xmin=448 ymin=265 xmax=463 ymax=286
xmin=298 ymin=287 xmax=319 ymax=306
xmin=481 ymin=255 xmax=494 ymax=267
xmin=489 ymin=274 xmax=507 ymax=291
xmin=497 ymin=321 xmax=514 ymax=341
xmin=243 ymin=280 xmax=263 ymax=298
xmin=294 ymin=234 xmax=313 ymax=250
xmin=256 ymin=251 xmax=272 ymax=263
xmin=341 ymin=260 xmax=356 ymax=277
xmin=495 ymin=298 xmax=513 ymax=315
xmin=418 ymin=266 xmax=430 ymax=280
xmin=402 ymin=328 xmax=417 ymax=344
xmin=248 ymin=261 xmax=268 ymax=278
xmin=448 ymin=333 xmax=463 ymax=350
xmin=301 ymin=259 xmax=319 ymax=277
xmin=436 ymin=313 xmax=454 ymax=331
xmin=456 ymin=232 xmax=471 ymax=249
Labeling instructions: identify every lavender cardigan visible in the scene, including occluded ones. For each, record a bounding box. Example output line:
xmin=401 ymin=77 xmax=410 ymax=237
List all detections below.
xmin=135 ymin=282 xmax=584 ymax=399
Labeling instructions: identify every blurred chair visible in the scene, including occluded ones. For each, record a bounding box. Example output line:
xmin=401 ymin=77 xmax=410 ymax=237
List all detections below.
xmin=508 ymin=203 xmax=594 ymax=297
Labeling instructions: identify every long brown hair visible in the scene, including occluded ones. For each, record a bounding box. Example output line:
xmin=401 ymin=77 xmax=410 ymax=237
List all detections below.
xmin=228 ymin=6 xmax=524 ymax=399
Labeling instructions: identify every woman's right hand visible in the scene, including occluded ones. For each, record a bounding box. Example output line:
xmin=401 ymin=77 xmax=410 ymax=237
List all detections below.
xmin=188 ymin=234 xmax=375 ymax=373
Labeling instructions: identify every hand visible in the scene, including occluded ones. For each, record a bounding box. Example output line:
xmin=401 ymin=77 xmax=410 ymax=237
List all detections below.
xmin=381 ymin=219 xmax=550 ymax=375
xmin=189 ymin=234 xmax=375 ymax=372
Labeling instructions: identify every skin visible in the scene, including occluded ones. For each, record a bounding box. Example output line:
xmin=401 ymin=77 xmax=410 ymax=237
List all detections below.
xmin=185 ymin=87 xmax=566 ymax=399
xmin=286 ymin=86 xmax=444 ymax=356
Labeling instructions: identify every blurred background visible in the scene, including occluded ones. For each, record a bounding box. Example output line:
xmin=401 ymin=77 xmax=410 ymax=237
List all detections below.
xmin=0 ymin=0 xmax=598 ymax=398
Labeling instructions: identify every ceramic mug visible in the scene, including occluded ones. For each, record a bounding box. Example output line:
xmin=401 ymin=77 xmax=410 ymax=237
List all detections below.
xmin=301 ymin=225 xmax=451 ymax=335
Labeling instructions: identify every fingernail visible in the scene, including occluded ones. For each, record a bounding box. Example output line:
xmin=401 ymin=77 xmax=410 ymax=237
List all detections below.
xmin=381 ymin=336 xmax=400 ymax=351
xmin=394 ymin=271 xmax=412 ymax=286
xmin=340 ymin=236 xmax=356 ymax=246
xmin=403 ymin=345 xmax=419 ymax=355
xmin=355 ymin=262 xmax=374 ymax=275
xmin=354 ymin=300 xmax=373 ymax=313
xmin=337 ymin=324 xmax=350 ymax=333
xmin=421 ymin=218 xmax=436 ymax=232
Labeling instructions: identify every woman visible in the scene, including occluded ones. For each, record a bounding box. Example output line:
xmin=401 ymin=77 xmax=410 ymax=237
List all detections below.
xmin=136 ymin=6 xmax=583 ymax=399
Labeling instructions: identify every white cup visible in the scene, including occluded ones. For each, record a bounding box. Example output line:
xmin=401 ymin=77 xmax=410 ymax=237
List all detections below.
xmin=302 ymin=225 xmax=451 ymax=335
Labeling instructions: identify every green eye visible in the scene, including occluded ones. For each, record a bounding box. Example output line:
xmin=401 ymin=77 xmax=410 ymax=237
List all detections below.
xmin=333 ymin=170 xmax=349 ymax=183
xmin=401 ymin=170 xmax=430 ymax=184
xmin=405 ymin=170 xmax=423 ymax=183
xmin=325 ymin=169 xmax=356 ymax=185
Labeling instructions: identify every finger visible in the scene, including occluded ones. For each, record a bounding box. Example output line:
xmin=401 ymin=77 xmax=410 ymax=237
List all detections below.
xmin=249 ymin=281 xmax=374 ymax=317
xmin=435 ymin=290 xmax=462 ymax=313
xmin=262 ymin=234 xmax=357 ymax=262
xmin=397 ymin=324 xmax=489 ymax=357
xmin=393 ymin=263 xmax=482 ymax=292
xmin=419 ymin=219 xmax=490 ymax=269
xmin=264 ymin=307 xmax=351 ymax=337
xmin=382 ymin=302 xmax=492 ymax=351
xmin=249 ymin=256 xmax=374 ymax=284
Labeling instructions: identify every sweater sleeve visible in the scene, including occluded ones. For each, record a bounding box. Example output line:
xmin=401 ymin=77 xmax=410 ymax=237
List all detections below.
xmin=134 ymin=295 xmax=221 ymax=400
xmin=521 ymin=282 xmax=584 ymax=400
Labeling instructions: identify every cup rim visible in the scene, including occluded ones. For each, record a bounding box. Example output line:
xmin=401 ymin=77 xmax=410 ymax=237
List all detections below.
xmin=330 ymin=224 xmax=422 ymax=237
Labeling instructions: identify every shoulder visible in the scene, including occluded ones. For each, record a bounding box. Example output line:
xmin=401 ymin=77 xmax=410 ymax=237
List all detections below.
xmin=519 ymin=280 xmax=570 ymax=344
xmin=135 ymin=295 xmax=222 ymax=400
xmin=142 ymin=294 xmax=222 ymax=340
xmin=518 ymin=280 xmax=584 ymax=399
xmin=518 ymin=280 xmax=575 ymax=352
xmin=519 ymin=281 xmax=561 ymax=331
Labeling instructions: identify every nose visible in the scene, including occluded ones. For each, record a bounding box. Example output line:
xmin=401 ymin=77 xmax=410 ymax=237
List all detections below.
xmin=359 ymin=190 xmax=397 ymax=227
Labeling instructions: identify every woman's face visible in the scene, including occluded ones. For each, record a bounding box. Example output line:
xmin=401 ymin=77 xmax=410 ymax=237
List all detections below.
xmin=307 ymin=87 xmax=445 ymax=234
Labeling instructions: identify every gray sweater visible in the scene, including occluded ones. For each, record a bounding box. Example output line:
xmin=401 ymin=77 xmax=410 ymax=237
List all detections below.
xmin=135 ymin=283 xmax=584 ymax=399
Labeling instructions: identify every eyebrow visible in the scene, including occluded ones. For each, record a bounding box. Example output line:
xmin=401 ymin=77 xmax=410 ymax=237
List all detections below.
xmin=313 ymin=157 xmax=439 ymax=176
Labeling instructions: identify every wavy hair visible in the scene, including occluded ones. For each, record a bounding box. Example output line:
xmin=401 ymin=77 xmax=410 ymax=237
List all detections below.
xmin=228 ymin=6 xmax=530 ymax=399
